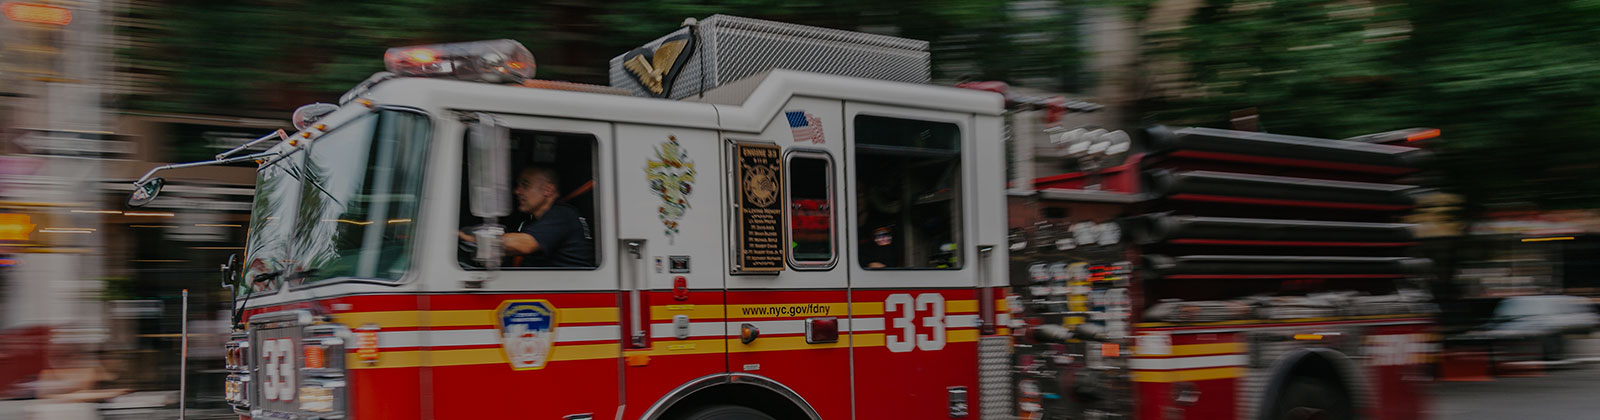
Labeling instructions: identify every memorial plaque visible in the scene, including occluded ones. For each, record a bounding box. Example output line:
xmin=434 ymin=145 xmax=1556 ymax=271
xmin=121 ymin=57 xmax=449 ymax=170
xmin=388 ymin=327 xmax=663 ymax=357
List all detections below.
xmin=734 ymin=142 xmax=785 ymax=272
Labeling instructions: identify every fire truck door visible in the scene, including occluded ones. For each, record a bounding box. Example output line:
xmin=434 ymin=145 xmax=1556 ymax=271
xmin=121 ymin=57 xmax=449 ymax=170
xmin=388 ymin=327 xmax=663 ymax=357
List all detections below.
xmin=612 ymin=124 xmax=729 ymax=419
xmin=429 ymin=115 xmax=622 ymax=419
xmin=845 ymin=102 xmax=983 ymax=419
xmin=721 ymin=97 xmax=850 ymax=419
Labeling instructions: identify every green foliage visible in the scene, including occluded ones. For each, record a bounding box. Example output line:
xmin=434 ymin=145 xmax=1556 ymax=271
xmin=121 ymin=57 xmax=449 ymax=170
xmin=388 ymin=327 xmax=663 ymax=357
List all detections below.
xmin=1142 ymin=0 xmax=1600 ymax=210
xmin=124 ymin=0 xmax=1087 ymax=116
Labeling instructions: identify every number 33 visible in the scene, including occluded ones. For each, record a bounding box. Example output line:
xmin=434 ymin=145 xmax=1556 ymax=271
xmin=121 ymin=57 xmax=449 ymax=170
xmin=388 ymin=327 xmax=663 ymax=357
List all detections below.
xmin=885 ymin=293 xmax=946 ymax=353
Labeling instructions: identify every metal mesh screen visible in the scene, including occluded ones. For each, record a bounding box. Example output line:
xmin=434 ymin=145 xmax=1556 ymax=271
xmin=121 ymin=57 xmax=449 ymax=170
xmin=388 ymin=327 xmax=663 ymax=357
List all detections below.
xmin=609 ymin=15 xmax=931 ymax=99
xmin=978 ymin=336 xmax=1016 ymax=420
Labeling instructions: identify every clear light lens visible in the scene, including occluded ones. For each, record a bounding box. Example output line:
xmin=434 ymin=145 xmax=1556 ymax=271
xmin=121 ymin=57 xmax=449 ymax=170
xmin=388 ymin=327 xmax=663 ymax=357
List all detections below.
xmin=384 ymin=39 xmax=535 ymax=83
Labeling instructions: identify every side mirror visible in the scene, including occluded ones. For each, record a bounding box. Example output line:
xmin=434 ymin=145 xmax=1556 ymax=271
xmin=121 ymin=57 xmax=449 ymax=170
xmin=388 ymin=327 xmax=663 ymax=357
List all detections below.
xmin=467 ymin=113 xmax=511 ymax=218
xmin=220 ymin=253 xmax=241 ymax=289
xmin=127 ymin=177 xmax=165 ymax=207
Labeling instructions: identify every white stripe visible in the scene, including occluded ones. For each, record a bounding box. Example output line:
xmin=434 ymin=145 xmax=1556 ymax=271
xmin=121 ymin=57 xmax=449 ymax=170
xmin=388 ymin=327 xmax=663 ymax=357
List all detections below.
xmin=1129 ymin=355 xmax=1248 ymax=371
xmin=845 ymin=318 xmax=884 ymax=332
xmin=555 ymin=325 xmax=621 ymax=342
xmin=650 ymin=322 xmax=726 ymax=339
xmin=376 ymin=326 xmax=618 ymax=348
xmin=997 ymin=314 xmax=1012 ymax=325
xmin=946 ymin=314 xmax=981 ymax=329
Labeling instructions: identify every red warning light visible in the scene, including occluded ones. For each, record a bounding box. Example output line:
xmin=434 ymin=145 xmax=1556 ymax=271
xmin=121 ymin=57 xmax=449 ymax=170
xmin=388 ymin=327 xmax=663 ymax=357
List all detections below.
xmin=3 ymin=2 xmax=72 ymax=26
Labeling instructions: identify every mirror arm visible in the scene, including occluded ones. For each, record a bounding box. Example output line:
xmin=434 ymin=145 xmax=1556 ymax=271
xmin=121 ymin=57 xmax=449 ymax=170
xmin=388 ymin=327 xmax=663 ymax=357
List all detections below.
xmin=215 ymin=129 xmax=288 ymax=161
xmin=135 ymin=151 xmax=280 ymax=186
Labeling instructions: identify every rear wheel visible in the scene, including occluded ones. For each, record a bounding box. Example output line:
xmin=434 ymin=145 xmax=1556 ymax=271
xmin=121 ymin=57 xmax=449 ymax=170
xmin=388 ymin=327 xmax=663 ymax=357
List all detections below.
xmin=1273 ymin=377 xmax=1351 ymax=420
xmin=675 ymin=405 xmax=777 ymax=420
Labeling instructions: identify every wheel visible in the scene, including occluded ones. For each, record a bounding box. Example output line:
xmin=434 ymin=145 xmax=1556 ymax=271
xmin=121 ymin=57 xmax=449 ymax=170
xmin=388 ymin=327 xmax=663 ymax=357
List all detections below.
xmin=675 ymin=405 xmax=777 ymax=420
xmin=1273 ymin=377 xmax=1352 ymax=420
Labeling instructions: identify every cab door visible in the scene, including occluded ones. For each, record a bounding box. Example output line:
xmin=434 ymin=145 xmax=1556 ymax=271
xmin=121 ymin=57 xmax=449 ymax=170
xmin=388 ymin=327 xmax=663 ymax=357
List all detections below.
xmin=845 ymin=103 xmax=984 ymax=419
xmin=431 ymin=115 xmax=620 ymax=419
xmin=722 ymin=98 xmax=851 ymax=419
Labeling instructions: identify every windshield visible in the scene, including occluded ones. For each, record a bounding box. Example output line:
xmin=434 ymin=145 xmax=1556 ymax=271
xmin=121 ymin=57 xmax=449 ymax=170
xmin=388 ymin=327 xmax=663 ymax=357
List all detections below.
xmin=239 ymin=109 xmax=431 ymax=294
xmin=293 ymin=110 xmax=431 ymax=284
xmin=240 ymin=148 xmax=303 ymax=296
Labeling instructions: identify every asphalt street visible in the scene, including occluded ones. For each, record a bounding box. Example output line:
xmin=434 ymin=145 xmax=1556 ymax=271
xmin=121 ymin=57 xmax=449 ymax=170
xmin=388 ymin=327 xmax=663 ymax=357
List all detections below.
xmin=1427 ymin=337 xmax=1600 ymax=419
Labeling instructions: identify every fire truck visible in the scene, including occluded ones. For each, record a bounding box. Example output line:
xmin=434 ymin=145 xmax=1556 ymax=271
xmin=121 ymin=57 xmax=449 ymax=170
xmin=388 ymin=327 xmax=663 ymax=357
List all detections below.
xmin=124 ymin=15 xmax=1437 ymax=420
xmin=1003 ymin=126 xmax=1441 ymax=420
xmin=128 ymin=15 xmax=1012 ymax=420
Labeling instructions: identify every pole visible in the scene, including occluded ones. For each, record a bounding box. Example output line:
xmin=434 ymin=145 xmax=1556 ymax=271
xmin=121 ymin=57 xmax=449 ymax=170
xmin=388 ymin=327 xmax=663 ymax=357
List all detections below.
xmin=180 ymin=289 xmax=188 ymax=420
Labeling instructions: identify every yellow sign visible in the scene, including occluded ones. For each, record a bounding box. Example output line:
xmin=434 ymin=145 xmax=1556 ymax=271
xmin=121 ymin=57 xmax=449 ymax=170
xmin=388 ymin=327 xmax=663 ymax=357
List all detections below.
xmin=0 ymin=213 xmax=35 ymax=241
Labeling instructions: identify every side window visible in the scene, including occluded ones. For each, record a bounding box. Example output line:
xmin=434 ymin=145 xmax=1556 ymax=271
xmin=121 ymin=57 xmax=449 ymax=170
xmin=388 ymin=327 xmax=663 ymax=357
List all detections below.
xmin=459 ymin=130 xmax=599 ymax=270
xmin=854 ymin=115 xmax=962 ymax=270
xmin=786 ymin=152 xmax=835 ymax=268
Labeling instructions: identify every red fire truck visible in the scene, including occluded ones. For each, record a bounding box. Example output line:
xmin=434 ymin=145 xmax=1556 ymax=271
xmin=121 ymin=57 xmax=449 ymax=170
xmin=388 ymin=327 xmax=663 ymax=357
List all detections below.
xmin=129 ymin=15 xmax=1014 ymax=420
xmin=125 ymin=14 xmax=1437 ymax=420
xmin=1005 ymin=125 xmax=1439 ymax=420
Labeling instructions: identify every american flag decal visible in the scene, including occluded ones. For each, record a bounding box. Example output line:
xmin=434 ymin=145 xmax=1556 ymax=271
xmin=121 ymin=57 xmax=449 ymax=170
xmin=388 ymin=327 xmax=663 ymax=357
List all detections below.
xmin=785 ymin=110 xmax=825 ymax=144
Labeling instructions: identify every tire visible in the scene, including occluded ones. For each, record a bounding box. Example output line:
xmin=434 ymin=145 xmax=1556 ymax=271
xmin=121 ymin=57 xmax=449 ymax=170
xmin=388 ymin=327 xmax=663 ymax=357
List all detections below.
xmin=1273 ymin=377 xmax=1352 ymax=420
xmin=675 ymin=405 xmax=777 ymax=420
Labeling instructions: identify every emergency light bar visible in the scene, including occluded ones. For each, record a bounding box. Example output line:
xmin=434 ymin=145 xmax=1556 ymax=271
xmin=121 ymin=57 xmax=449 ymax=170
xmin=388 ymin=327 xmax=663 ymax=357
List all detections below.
xmin=384 ymin=39 xmax=535 ymax=83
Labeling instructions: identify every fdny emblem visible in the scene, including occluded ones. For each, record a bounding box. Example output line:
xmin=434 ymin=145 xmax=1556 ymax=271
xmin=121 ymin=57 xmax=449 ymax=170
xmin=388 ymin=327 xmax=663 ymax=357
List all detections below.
xmin=496 ymin=300 xmax=559 ymax=370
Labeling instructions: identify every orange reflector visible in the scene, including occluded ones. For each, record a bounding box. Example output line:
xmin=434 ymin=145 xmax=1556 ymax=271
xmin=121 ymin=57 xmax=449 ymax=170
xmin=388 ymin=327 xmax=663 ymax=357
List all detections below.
xmin=300 ymin=131 xmax=313 ymax=138
xmin=355 ymin=328 xmax=380 ymax=363
xmin=1405 ymin=128 xmax=1441 ymax=142
xmin=3 ymin=3 xmax=72 ymax=26
xmin=304 ymin=345 xmax=325 ymax=369
xmin=1294 ymin=334 xmax=1324 ymax=341
xmin=314 ymin=124 xmax=327 ymax=131
xmin=357 ymin=99 xmax=373 ymax=108
xmin=1101 ymin=343 xmax=1120 ymax=357
xmin=626 ymin=353 xmax=651 ymax=367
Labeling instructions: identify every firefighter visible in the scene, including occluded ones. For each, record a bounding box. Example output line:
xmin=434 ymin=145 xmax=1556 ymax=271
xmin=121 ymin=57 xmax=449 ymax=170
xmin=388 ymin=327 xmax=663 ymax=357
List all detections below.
xmin=460 ymin=166 xmax=596 ymax=267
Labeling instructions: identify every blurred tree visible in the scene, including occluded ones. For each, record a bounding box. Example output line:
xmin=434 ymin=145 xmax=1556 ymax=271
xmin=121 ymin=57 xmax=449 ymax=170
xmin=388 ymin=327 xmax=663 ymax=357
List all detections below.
xmin=121 ymin=1 xmax=1090 ymax=117
xmin=1139 ymin=0 xmax=1600 ymax=211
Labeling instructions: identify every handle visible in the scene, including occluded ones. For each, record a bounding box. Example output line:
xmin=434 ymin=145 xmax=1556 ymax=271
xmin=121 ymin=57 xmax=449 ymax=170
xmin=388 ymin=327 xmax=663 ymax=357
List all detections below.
xmin=624 ymin=240 xmax=648 ymax=348
xmin=977 ymin=245 xmax=997 ymax=335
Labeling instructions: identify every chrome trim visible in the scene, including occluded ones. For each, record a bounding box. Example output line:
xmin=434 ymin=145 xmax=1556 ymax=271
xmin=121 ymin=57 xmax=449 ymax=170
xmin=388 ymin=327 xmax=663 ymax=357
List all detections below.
xmin=782 ymin=148 xmax=839 ymax=271
xmin=640 ymin=373 xmax=822 ymax=420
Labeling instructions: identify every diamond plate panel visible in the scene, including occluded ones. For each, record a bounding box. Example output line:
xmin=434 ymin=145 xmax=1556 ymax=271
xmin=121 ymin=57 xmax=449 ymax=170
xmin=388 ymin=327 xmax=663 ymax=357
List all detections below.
xmin=978 ymin=336 xmax=1016 ymax=420
xmin=610 ymin=15 xmax=930 ymax=99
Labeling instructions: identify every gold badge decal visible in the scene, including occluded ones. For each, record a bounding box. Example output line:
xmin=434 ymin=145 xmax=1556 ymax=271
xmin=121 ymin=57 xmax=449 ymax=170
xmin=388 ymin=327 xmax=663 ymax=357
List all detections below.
xmin=622 ymin=28 xmax=696 ymax=98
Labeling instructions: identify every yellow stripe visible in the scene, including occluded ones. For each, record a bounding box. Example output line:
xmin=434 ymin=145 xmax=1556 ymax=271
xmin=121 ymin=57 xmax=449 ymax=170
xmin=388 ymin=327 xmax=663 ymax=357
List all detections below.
xmin=640 ymin=338 xmax=727 ymax=356
xmin=852 ymin=302 xmax=885 ymax=316
xmin=347 ymin=342 xmax=621 ymax=370
xmin=1131 ymin=367 xmax=1242 ymax=383
xmin=948 ymin=329 xmax=979 ymax=343
xmin=332 ymin=311 xmax=423 ymax=328
xmin=428 ymin=348 xmax=503 ymax=366
xmin=853 ymin=333 xmax=885 ymax=347
xmin=651 ymin=304 xmax=725 ymax=320
xmin=431 ymin=310 xmax=495 ymax=327
xmin=560 ymin=307 xmax=620 ymax=324
xmin=347 ymin=351 xmax=422 ymax=369
xmin=331 ymin=307 xmax=618 ymax=329
xmin=1133 ymin=342 xmax=1246 ymax=357
xmin=996 ymin=299 xmax=1008 ymax=312
xmin=947 ymin=300 xmax=979 ymax=314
